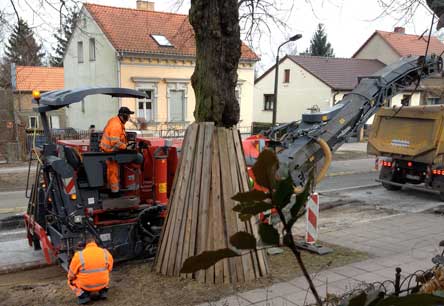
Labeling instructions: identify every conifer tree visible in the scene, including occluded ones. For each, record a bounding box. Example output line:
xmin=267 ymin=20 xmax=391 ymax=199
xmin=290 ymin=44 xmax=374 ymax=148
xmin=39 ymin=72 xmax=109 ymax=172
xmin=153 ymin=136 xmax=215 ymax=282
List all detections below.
xmin=50 ymin=8 xmax=79 ymax=67
xmin=5 ymin=18 xmax=44 ymax=66
xmin=307 ymin=23 xmax=334 ymax=57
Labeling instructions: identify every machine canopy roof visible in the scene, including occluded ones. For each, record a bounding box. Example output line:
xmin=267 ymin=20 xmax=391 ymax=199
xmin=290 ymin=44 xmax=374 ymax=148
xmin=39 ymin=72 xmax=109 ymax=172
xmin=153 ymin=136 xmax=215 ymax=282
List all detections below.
xmin=33 ymin=87 xmax=147 ymax=112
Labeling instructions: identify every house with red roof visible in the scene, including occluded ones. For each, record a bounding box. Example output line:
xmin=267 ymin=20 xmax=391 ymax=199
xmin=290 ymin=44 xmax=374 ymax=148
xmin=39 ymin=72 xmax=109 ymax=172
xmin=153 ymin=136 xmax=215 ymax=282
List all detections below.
xmin=254 ymin=27 xmax=444 ymax=127
xmin=64 ymin=1 xmax=258 ymax=130
xmin=353 ymin=27 xmax=444 ymax=106
xmin=12 ymin=64 xmax=65 ymax=129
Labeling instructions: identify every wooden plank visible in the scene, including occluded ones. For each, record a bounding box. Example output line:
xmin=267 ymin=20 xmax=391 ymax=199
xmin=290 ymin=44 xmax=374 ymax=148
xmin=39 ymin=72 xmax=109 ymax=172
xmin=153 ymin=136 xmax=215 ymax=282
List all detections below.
xmin=218 ymin=127 xmax=239 ymax=284
xmin=181 ymin=123 xmax=205 ymax=277
xmin=205 ymin=177 xmax=215 ymax=283
xmin=211 ymin=132 xmax=224 ymax=285
xmin=232 ymin=128 xmax=259 ymax=279
xmin=196 ymin=123 xmax=214 ymax=282
xmin=230 ymin=128 xmax=256 ymax=281
xmin=166 ymin=124 xmax=198 ymax=276
xmin=233 ymin=128 xmax=268 ymax=277
xmin=226 ymin=128 xmax=247 ymax=283
xmin=174 ymin=124 xmax=202 ymax=276
xmin=155 ymin=124 xmax=192 ymax=273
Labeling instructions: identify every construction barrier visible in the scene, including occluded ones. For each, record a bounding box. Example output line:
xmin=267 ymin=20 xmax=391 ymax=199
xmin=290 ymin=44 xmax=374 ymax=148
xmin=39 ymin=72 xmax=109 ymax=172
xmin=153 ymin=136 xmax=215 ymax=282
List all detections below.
xmin=305 ymin=193 xmax=319 ymax=244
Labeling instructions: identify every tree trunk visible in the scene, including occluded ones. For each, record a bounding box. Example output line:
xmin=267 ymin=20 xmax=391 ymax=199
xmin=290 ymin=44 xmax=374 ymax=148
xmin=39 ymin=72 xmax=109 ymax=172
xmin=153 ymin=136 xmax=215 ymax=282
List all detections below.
xmin=189 ymin=0 xmax=241 ymax=127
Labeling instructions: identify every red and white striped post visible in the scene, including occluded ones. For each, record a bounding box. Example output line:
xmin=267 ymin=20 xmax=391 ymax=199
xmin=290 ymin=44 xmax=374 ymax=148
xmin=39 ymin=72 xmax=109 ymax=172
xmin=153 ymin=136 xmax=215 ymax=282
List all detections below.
xmin=296 ymin=192 xmax=333 ymax=255
xmin=305 ymin=193 xmax=319 ymax=244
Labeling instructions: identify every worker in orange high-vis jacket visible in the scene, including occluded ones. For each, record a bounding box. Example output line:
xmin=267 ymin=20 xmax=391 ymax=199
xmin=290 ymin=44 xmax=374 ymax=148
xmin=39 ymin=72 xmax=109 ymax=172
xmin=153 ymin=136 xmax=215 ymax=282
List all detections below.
xmin=68 ymin=237 xmax=114 ymax=304
xmin=100 ymin=107 xmax=134 ymax=197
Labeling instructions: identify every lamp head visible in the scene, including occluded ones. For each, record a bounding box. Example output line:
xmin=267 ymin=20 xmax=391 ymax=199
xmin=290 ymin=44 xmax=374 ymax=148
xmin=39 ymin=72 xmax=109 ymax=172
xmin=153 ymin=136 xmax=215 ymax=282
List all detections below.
xmin=289 ymin=34 xmax=303 ymax=41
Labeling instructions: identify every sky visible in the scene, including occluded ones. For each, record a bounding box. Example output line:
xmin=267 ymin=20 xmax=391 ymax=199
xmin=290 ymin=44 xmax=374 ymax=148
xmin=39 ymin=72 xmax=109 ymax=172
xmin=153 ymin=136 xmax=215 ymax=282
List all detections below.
xmin=0 ymin=0 xmax=437 ymax=73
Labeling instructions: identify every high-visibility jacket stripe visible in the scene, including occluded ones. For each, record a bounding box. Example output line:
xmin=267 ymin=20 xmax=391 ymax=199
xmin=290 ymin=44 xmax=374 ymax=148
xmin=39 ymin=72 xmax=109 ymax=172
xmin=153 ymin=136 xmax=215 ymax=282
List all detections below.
xmin=82 ymin=282 xmax=107 ymax=289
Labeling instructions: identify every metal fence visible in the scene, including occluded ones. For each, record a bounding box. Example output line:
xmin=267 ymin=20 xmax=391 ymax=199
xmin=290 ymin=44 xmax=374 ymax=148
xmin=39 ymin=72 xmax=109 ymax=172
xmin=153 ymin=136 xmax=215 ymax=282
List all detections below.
xmin=25 ymin=125 xmax=253 ymax=152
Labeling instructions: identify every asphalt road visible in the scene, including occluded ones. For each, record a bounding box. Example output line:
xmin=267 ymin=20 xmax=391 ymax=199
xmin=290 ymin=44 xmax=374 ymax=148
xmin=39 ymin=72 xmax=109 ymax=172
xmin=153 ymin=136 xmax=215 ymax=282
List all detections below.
xmin=0 ymin=158 xmax=378 ymax=218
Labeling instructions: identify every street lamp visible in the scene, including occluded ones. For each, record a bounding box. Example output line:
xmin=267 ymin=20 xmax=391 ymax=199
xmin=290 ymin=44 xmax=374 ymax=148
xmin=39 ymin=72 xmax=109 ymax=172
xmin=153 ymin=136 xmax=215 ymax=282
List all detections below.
xmin=272 ymin=34 xmax=303 ymax=126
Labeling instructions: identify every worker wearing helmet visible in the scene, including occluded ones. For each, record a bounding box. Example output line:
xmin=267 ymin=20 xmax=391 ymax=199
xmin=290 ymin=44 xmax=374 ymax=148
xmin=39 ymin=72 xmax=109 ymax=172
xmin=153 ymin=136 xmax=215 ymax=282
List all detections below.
xmin=100 ymin=107 xmax=134 ymax=197
xmin=67 ymin=237 xmax=114 ymax=304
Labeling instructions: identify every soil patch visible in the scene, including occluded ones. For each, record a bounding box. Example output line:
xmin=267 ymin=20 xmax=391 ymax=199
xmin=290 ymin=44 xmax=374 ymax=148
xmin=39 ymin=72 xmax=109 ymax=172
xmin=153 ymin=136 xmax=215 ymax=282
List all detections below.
xmin=0 ymin=245 xmax=367 ymax=306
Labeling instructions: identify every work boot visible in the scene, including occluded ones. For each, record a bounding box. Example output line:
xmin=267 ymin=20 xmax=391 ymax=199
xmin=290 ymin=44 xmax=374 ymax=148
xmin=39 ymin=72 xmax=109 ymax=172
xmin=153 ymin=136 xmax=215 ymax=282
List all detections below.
xmin=77 ymin=292 xmax=90 ymax=305
xmin=99 ymin=288 xmax=108 ymax=299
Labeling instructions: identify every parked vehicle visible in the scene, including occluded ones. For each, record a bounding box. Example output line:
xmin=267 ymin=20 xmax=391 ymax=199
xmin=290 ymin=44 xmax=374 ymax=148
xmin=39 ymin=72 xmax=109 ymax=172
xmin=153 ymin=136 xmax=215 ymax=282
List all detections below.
xmin=368 ymin=105 xmax=444 ymax=200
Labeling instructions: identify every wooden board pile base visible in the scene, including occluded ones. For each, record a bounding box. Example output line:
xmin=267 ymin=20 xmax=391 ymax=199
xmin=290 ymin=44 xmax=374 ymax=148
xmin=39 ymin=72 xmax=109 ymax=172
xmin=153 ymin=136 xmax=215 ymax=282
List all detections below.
xmin=154 ymin=122 xmax=269 ymax=284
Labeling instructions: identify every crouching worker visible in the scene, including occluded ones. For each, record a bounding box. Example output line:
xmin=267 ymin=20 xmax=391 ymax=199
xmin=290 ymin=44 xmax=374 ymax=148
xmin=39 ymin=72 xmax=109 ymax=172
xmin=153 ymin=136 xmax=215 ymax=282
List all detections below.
xmin=68 ymin=236 xmax=114 ymax=304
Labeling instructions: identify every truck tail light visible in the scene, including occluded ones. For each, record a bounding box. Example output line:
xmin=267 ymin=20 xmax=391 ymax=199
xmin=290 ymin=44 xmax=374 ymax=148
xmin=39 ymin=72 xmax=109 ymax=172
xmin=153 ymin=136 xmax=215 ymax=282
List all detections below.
xmin=407 ymin=161 xmax=413 ymax=167
xmin=383 ymin=161 xmax=392 ymax=167
xmin=432 ymin=169 xmax=444 ymax=176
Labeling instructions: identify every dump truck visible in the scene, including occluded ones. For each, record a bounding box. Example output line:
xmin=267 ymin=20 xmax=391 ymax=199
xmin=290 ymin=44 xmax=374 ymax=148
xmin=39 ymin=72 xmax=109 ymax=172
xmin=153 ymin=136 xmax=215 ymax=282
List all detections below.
xmin=368 ymin=105 xmax=444 ymax=200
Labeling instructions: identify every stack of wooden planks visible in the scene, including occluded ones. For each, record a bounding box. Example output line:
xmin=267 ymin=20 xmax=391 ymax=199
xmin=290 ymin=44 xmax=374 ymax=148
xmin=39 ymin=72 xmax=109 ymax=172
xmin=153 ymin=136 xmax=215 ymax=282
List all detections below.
xmin=154 ymin=122 xmax=269 ymax=284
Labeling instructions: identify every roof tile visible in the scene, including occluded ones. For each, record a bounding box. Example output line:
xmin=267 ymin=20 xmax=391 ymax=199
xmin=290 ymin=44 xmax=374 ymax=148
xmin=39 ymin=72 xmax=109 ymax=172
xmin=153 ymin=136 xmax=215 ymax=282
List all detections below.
xmin=15 ymin=66 xmax=64 ymax=92
xmin=288 ymin=56 xmax=385 ymax=90
xmin=84 ymin=3 xmax=258 ymax=61
xmin=377 ymin=30 xmax=444 ymax=57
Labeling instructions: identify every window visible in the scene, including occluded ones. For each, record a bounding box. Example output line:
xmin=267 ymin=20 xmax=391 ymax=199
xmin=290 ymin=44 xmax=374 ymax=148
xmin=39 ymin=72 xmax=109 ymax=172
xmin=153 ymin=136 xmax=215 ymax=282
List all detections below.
xmin=89 ymin=38 xmax=96 ymax=61
xmin=264 ymin=94 xmax=274 ymax=111
xmin=77 ymin=41 xmax=84 ymax=63
xmin=151 ymin=34 xmax=174 ymax=47
xmin=29 ymin=116 xmax=38 ymax=129
xmin=50 ymin=116 xmax=60 ymax=129
xmin=284 ymin=69 xmax=290 ymax=83
xmin=426 ymin=97 xmax=442 ymax=105
xmin=137 ymin=90 xmax=154 ymax=121
xmin=235 ymin=88 xmax=240 ymax=104
xmin=169 ymin=90 xmax=185 ymax=121
xmin=400 ymin=94 xmax=411 ymax=106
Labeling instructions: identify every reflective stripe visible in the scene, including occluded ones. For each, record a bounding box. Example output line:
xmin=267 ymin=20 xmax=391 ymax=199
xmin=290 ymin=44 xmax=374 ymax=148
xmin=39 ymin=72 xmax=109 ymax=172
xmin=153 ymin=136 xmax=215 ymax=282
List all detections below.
xmin=100 ymin=143 xmax=113 ymax=149
xmin=82 ymin=282 xmax=107 ymax=289
xmin=79 ymin=251 xmax=86 ymax=270
xmin=79 ymin=267 xmax=108 ymax=274
xmin=103 ymin=135 xmax=120 ymax=141
xmin=103 ymin=250 xmax=108 ymax=268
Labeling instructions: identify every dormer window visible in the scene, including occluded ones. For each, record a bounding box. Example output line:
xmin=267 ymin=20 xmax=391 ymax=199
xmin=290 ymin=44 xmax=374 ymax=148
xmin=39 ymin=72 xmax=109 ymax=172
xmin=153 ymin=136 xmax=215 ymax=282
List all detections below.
xmin=151 ymin=34 xmax=173 ymax=47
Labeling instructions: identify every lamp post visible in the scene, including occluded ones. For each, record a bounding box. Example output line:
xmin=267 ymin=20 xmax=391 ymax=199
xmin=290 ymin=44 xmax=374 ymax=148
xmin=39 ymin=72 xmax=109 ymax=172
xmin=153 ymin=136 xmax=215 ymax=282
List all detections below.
xmin=272 ymin=34 xmax=303 ymax=126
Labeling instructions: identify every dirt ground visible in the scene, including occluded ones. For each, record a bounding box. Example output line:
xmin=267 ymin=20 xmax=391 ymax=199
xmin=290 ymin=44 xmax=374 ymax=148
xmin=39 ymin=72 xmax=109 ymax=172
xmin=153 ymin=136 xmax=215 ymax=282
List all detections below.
xmin=0 ymin=244 xmax=367 ymax=306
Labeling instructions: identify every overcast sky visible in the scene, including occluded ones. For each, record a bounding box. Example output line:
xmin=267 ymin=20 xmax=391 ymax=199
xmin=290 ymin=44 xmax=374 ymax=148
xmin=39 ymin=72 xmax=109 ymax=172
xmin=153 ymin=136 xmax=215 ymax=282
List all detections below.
xmin=0 ymin=0 xmax=437 ymax=72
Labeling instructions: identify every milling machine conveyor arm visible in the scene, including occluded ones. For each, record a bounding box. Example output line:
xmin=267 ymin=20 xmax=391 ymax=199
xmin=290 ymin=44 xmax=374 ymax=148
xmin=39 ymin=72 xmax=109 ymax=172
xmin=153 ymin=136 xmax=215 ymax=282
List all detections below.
xmin=271 ymin=55 xmax=443 ymax=187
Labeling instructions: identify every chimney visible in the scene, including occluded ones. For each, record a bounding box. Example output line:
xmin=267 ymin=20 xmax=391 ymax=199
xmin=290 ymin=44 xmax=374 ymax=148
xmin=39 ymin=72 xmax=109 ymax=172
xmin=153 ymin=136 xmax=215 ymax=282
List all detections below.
xmin=136 ymin=0 xmax=155 ymax=11
xmin=394 ymin=27 xmax=405 ymax=34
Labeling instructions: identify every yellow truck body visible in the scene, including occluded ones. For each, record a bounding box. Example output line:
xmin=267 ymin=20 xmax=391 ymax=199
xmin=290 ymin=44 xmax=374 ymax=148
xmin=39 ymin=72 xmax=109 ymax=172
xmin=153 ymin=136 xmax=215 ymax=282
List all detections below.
xmin=368 ymin=105 xmax=444 ymax=164
xmin=368 ymin=105 xmax=444 ymax=200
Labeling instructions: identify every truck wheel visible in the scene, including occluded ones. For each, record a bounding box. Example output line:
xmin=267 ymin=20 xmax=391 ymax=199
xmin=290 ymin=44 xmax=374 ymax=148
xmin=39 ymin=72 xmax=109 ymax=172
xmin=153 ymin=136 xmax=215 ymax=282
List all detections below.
xmin=382 ymin=182 xmax=402 ymax=191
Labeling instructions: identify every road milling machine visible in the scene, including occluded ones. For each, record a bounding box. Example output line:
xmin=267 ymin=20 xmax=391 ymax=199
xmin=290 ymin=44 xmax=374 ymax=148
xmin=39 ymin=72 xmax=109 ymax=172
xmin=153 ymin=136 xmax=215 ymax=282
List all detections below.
xmin=25 ymin=88 xmax=179 ymax=270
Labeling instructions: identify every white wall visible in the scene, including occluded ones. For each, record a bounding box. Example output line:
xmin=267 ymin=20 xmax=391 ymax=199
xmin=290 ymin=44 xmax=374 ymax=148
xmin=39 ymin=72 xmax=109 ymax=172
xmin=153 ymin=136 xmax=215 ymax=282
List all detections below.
xmin=353 ymin=34 xmax=400 ymax=65
xmin=64 ymin=8 xmax=119 ymax=130
xmin=253 ymin=58 xmax=332 ymax=123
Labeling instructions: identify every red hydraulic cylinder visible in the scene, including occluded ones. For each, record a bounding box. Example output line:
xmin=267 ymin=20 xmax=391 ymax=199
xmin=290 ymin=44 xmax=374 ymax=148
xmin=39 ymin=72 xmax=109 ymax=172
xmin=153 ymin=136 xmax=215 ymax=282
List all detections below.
xmin=154 ymin=157 xmax=168 ymax=205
